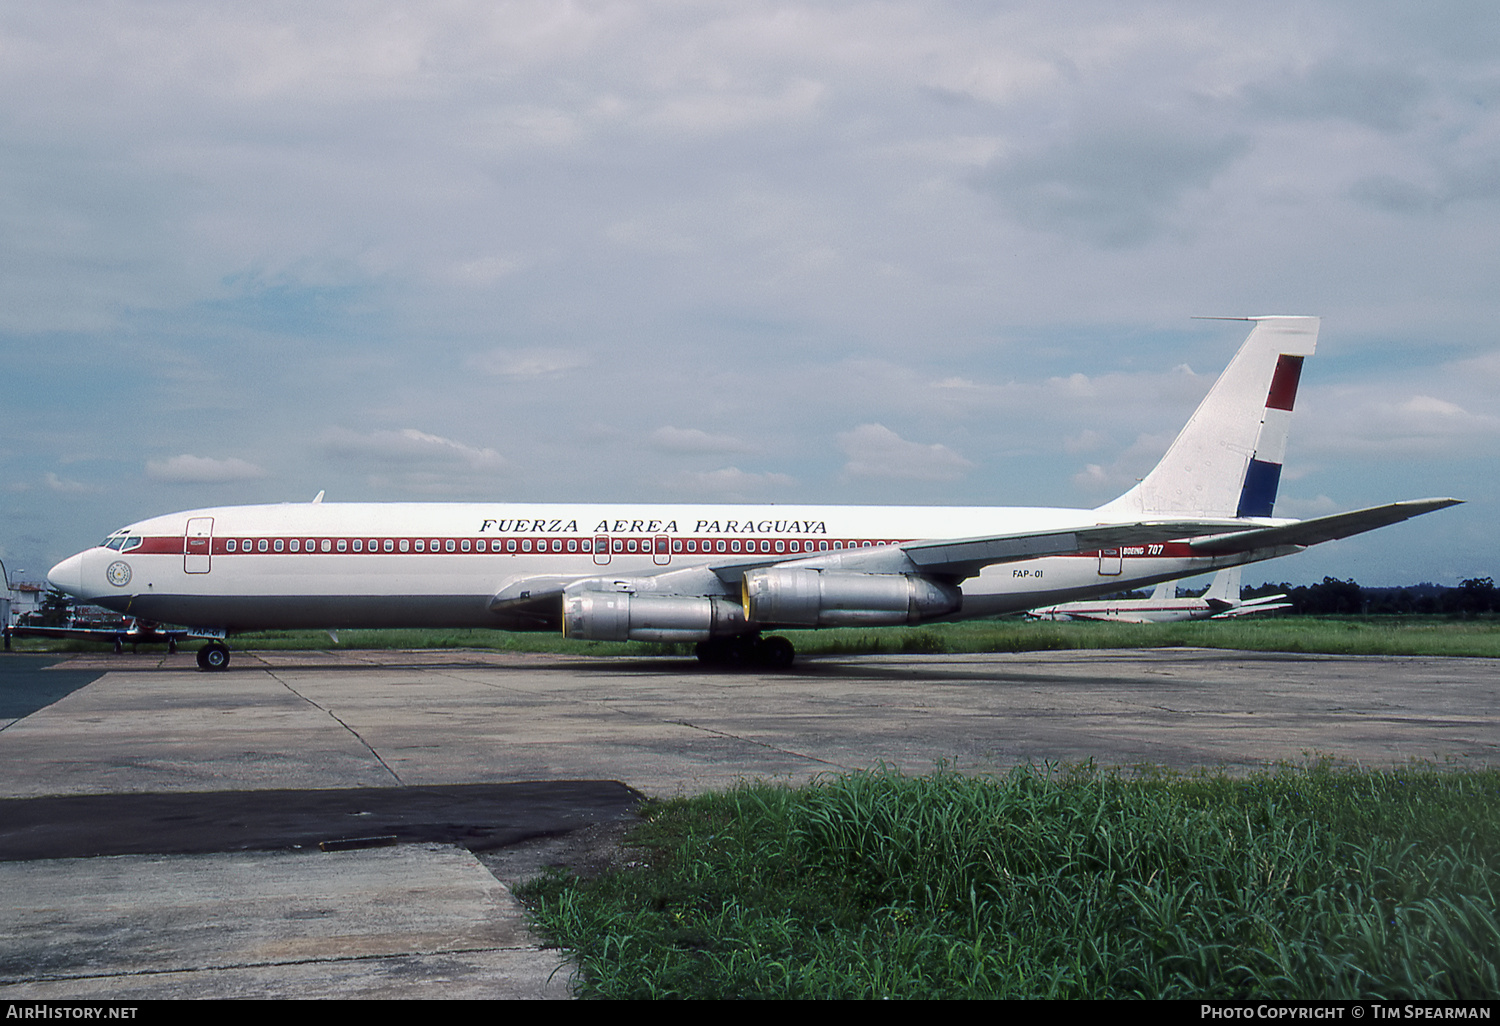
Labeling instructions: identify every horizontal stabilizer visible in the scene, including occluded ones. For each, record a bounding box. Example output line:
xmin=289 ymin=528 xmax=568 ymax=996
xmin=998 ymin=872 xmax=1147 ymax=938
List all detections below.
xmin=1189 ymin=498 xmax=1461 ymax=555
xmin=1212 ymin=602 xmax=1292 ymax=618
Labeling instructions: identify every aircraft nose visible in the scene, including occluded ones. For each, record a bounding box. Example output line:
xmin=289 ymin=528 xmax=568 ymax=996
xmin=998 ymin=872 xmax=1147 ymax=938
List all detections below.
xmin=47 ymin=552 xmax=85 ymax=598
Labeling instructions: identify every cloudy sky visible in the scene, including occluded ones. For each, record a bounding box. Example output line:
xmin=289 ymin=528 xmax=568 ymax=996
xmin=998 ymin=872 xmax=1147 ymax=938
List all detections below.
xmin=3 ymin=1 xmax=1496 ymax=588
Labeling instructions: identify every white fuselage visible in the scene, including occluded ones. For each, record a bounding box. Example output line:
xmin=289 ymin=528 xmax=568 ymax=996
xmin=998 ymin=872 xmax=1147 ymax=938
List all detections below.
xmin=48 ymin=500 xmax=1266 ymax=634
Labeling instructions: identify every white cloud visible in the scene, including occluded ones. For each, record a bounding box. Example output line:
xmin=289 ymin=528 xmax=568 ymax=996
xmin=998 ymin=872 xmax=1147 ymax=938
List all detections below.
xmin=145 ymin=455 xmax=266 ymax=483
xmin=321 ymin=427 xmax=506 ymax=471
xmin=466 ymin=348 xmax=588 ymax=379
xmin=668 ymin=466 xmax=795 ymax=501
xmin=837 ymin=424 xmax=972 ymax=483
xmin=1301 ymin=389 xmax=1500 ymax=457
xmin=649 ymin=426 xmax=756 ymax=455
xmin=43 ymin=471 xmax=99 ymax=493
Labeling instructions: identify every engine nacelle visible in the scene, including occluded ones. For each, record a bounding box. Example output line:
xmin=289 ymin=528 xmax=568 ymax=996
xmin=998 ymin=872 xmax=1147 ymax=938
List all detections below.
xmin=741 ymin=568 xmax=962 ymax=627
xmin=562 ymin=588 xmax=748 ymax=642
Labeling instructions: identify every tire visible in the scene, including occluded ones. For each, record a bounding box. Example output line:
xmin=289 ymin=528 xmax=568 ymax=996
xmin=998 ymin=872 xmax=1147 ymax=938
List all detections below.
xmin=197 ymin=642 xmax=231 ymax=671
xmin=759 ymin=636 xmax=796 ymax=668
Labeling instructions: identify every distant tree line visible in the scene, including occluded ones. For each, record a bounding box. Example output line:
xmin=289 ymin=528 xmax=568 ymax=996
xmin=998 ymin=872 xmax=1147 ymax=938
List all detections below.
xmin=1242 ymin=577 xmax=1497 ymax=616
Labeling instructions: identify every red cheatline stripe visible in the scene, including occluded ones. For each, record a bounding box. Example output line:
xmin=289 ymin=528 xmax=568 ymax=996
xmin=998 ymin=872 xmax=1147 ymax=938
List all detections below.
xmin=1265 ymin=355 xmax=1304 ymax=412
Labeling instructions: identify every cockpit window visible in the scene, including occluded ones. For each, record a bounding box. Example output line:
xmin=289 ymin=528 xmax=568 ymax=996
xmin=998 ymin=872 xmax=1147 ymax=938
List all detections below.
xmin=121 ymin=537 xmax=143 ymax=552
xmin=103 ymin=537 xmax=125 ymax=550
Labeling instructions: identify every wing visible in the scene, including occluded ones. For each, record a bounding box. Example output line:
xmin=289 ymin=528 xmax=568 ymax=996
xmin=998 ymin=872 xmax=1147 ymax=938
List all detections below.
xmin=1188 ymin=498 xmax=1461 ymax=555
xmin=1210 ymin=602 xmax=1292 ymax=618
xmin=1065 ymin=612 xmax=1158 ymax=624
xmin=486 ymin=518 xmax=1244 ymax=617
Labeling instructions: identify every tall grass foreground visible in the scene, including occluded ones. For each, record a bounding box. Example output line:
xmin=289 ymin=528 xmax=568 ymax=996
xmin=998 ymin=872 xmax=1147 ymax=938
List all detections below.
xmin=521 ymin=763 xmax=1500 ymax=999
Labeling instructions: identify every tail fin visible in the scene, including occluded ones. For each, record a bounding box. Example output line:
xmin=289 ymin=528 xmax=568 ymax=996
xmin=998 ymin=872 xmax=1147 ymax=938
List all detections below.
xmin=1202 ymin=566 xmax=1242 ymax=608
xmin=1098 ymin=316 xmax=1318 ymax=519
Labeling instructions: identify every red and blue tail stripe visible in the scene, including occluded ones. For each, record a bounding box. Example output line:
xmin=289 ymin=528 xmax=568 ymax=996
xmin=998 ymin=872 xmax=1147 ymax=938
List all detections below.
xmin=1235 ymin=354 xmax=1304 ymax=517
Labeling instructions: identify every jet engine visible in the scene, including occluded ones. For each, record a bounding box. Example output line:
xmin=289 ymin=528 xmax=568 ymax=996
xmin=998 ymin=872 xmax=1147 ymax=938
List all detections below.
xmin=562 ymin=589 xmax=748 ymax=642
xmin=741 ymin=568 xmax=961 ymax=627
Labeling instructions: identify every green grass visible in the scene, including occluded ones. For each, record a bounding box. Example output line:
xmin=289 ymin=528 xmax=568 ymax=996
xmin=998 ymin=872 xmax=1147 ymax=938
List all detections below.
xmin=519 ymin=763 xmax=1500 ymax=999
xmin=11 ymin=615 xmax=1500 ymax=658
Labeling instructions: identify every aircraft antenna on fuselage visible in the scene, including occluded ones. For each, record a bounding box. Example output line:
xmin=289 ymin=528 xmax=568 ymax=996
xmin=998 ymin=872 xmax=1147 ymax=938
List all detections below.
xmin=312 ymin=491 xmax=325 ymax=504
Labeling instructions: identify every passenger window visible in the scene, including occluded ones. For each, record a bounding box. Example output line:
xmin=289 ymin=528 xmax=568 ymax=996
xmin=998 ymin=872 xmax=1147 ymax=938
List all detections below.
xmin=226 ymin=539 xmax=237 ymax=552
xmin=399 ymin=539 xmax=410 ymax=552
xmin=290 ymin=540 xmax=301 ymax=553
xmin=462 ymin=539 xmax=471 ymax=552
xmin=567 ymin=539 xmax=576 ymax=552
xmin=445 ymin=539 xmax=456 ymax=553
xmin=383 ymin=539 xmax=394 ymax=552
xmin=776 ymin=540 xmax=785 ymax=553
xmin=508 ymin=539 xmax=517 ymax=552
xmin=321 ymin=539 xmax=331 ymax=553
xmin=353 ymin=539 xmax=362 ymax=552
xmin=415 ymin=540 xmax=425 ymax=552
xmin=337 ymin=539 xmax=347 ymax=552
xmin=522 ymin=540 xmax=531 ymax=552
xmin=274 ymin=539 xmax=284 ymax=552
xmin=258 ymin=539 xmax=269 ymax=552
xmin=731 ymin=540 xmax=741 ymax=553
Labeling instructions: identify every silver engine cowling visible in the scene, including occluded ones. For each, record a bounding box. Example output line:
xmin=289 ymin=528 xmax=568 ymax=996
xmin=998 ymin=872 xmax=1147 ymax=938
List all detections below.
xmin=741 ymin=567 xmax=961 ymax=627
xmin=563 ymin=588 xmax=749 ymax=642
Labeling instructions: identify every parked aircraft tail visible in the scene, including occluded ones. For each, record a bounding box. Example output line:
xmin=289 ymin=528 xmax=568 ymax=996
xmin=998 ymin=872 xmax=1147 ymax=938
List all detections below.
xmin=1202 ymin=565 xmax=1242 ymax=608
xmin=1099 ymin=316 xmax=1318 ymax=519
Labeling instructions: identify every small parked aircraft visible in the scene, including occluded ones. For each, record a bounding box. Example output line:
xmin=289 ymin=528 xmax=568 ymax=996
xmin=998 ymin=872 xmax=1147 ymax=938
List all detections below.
xmin=1026 ymin=566 xmax=1290 ymax=623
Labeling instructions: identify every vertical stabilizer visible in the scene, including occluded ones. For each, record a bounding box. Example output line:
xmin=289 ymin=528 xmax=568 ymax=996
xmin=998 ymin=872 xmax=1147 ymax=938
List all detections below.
xmin=1203 ymin=566 xmax=1242 ymax=606
xmin=1099 ymin=316 xmax=1318 ymax=518
xmin=1149 ymin=579 xmax=1174 ymax=602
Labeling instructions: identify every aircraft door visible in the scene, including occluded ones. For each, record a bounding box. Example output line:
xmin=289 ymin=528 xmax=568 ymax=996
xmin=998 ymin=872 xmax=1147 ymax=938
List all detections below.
xmin=1097 ymin=547 xmax=1122 ymax=576
xmin=653 ymin=535 xmax=671 ymax=566
xmin=185 ymin=517 xmax=214 ymax=574
xmin=594 ymin=534 xmax=611 ymax=566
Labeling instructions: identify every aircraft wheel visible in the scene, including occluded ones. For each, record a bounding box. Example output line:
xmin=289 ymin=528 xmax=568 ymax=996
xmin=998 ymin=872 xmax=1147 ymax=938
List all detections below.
xmin=197 ymin=642 xmax=231 ymax=672
xmin=695 ymin=636 xmax=754 ymax=667
xmin=758 ymin=636 xmax=796 ymax=669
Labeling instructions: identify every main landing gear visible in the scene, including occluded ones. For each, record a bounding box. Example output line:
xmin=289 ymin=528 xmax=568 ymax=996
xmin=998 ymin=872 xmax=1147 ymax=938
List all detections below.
xmin=196 ymin=641 xmax=231 ymax=671
xmin=695 ymin=634 xmax=796 ymax=669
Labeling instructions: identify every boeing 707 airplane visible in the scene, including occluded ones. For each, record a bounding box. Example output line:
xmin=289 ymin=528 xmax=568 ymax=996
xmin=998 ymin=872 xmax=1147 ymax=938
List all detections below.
xmin=46 ymin=317 xmax=1458 ymax=670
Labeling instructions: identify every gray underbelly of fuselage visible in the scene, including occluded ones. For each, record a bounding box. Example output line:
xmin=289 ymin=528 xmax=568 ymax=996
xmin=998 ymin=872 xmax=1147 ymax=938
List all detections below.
xmin=92 ymin=593 xmax=556 ymax=633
